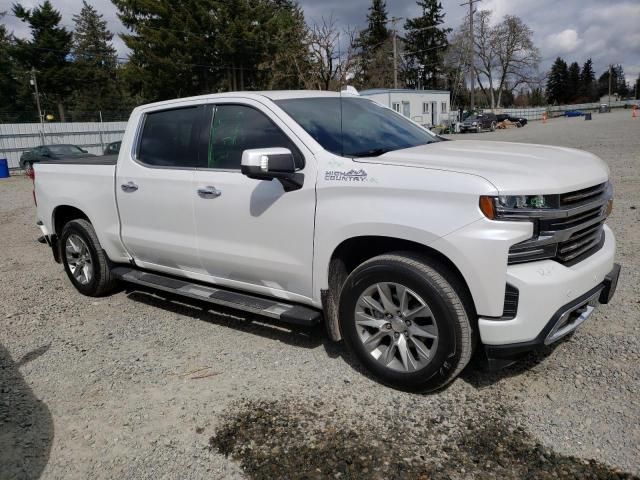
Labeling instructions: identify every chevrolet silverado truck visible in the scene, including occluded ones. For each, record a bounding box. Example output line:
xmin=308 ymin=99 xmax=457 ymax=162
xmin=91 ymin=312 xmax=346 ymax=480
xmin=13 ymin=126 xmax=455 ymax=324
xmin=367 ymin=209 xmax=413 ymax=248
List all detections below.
xmin=33 ymin=91 xmax=620 ymax=392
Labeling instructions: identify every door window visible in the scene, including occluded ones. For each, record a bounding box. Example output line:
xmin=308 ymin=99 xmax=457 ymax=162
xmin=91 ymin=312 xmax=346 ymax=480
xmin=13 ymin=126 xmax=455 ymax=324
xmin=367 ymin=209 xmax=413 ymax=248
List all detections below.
xmin=206 ymin=104 xmax=302 ymax=170
xmin=137 ymin=106 xmax=203 ymax=167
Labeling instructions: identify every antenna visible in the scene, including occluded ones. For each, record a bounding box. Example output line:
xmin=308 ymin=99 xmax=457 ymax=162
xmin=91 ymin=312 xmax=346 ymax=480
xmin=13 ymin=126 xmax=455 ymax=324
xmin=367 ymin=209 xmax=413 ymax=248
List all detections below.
xmin=338 ymin=30 xmax=345 ymax=157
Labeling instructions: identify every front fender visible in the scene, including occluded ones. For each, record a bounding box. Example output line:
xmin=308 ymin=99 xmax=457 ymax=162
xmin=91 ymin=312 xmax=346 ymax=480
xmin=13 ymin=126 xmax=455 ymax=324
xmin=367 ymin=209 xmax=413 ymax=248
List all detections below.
xmin=312 ymin=161 xmax=501 ymax=305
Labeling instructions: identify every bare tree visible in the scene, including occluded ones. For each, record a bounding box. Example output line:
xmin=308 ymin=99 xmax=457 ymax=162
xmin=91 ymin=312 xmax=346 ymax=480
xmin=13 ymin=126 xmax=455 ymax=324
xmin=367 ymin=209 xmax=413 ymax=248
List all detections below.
xmin=451 ymin=10 xmax=540 ymax=109
xmin=492 ymin=15 xmax=540 ymax=106
xmin=306 ymin=16 xmax=359 ymax=90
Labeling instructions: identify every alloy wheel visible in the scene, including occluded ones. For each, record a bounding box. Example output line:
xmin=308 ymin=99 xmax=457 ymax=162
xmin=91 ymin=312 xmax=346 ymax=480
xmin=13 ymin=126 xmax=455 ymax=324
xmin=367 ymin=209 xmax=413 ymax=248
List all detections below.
xmin=65 ymin=234 xmax=93 ymax=285
xmin=354 ymin=282 xmax=439 ymax=372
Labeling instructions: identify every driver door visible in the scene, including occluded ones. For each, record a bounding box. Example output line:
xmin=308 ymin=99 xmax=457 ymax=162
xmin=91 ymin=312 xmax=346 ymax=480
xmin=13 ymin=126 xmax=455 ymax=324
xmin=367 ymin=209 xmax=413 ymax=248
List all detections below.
xmin=192 ymin=100 xmax=317 ymax=300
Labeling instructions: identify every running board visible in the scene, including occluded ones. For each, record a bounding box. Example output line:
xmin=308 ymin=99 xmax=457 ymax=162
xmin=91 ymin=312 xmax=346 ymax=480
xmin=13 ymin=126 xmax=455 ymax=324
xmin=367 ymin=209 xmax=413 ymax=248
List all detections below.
xmin=112 ymin=267 xmax=321 ymax=327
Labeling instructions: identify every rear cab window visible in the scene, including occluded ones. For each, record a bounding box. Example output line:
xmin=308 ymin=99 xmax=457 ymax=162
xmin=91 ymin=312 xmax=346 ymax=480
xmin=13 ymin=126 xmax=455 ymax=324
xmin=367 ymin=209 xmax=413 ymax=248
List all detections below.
xmin=137 ymin=106 xmax=205 ymax=168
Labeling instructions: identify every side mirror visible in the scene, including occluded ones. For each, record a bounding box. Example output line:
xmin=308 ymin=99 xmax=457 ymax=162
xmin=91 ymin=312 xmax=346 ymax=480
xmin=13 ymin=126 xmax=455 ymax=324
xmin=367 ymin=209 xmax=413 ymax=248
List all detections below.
xmin=80 ymin=148 xmax=88 ymax=153
xmin=241 ymin=148 xmax=304 ymax=192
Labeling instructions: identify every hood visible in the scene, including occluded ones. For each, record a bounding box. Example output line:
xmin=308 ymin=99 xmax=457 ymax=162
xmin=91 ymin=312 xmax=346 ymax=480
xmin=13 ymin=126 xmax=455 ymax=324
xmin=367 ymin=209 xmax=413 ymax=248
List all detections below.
xmin=358 ymin=140 xmax=609 ymax=195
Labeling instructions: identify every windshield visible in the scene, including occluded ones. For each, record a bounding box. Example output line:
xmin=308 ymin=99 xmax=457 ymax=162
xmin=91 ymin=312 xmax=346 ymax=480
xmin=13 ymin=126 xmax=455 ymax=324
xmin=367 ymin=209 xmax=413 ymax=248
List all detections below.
xmin=275 ymin=97 xmax=440 ymax=157
xmin=49 ymin=145 xmax=84 ymax=155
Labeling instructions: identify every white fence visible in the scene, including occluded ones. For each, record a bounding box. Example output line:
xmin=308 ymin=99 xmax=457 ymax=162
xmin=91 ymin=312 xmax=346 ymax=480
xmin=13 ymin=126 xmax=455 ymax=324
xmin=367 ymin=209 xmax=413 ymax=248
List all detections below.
xmin=0 ymin=121 xmax=127 ymax=169
xmin=498 ymin=100 xmax=640 ymax=121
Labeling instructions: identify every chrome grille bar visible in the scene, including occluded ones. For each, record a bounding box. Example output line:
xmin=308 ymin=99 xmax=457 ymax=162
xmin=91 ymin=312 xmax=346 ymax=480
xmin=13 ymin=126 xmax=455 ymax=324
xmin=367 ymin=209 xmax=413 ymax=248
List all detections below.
xmin=508 ymin=182 xmax=611 ymax=266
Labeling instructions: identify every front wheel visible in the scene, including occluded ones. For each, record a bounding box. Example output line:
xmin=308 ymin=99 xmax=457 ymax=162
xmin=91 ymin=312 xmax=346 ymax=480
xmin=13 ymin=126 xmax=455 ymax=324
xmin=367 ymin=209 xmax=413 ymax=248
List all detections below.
xmin=476 ymin=126 xmax=482 ymax=133
xmin=490 ymin=121 xmax=496 ymax=131
xmin=339 ymin=253 xmax=474 ymax=392
xmin=60 ymin=219 xmax=117 ymax=296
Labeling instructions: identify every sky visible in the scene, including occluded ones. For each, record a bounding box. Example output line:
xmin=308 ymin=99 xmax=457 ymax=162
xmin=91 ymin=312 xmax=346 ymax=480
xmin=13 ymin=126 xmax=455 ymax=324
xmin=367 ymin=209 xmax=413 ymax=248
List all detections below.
xmin=3 ymin=0 xmax=640 ymax=86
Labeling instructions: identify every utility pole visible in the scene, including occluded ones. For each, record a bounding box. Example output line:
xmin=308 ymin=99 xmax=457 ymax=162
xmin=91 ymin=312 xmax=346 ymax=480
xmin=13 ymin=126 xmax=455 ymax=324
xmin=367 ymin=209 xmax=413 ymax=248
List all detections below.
xmin=390 ymin=16 xmax=402 ymax=89
xmin=608 ymin=64 xmax=612 ymax=106
xmin=460 ymin=0 xmax=481 ymax=111
xmin=29 ymin=68 xmax=45 ymax=145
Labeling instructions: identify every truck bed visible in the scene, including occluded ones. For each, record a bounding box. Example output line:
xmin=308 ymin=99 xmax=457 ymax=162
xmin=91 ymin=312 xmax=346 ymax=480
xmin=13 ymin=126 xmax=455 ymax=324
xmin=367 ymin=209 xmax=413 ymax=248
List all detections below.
xmin=34 ymin=160 xmax=126 ymax=264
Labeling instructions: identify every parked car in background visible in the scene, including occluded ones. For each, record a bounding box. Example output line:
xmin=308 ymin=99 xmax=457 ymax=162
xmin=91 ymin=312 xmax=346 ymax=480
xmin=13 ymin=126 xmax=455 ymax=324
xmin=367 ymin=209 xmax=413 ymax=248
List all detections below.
xmin=459 ymin=112 xmax=497 ymax=133
xmin=20 ymin=144 xmax=95 ymax=170
xmin=565 ymin=110 xmax=585 ymax=117
xmin=104 ymin=141 xmax=121 ymax=155
xmin=496 ymin=114 xmax=528 ymax=127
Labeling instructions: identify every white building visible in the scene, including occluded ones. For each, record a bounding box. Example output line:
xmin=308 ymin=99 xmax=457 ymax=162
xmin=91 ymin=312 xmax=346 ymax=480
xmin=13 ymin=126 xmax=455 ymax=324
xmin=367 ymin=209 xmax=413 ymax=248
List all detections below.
xmin=359 ymin=88 xmax=452 ymax=127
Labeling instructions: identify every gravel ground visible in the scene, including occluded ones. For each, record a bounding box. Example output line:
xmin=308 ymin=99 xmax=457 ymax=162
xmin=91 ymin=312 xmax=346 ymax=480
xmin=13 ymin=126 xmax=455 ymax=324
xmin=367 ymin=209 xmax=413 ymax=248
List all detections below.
xmin=1 ymin=109 xmax=638 ymax=479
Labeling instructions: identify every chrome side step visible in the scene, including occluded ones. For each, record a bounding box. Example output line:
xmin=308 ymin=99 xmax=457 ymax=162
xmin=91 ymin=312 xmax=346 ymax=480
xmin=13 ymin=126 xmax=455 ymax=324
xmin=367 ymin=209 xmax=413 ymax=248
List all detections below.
xmin=112 ymin=267 xmax=321 ymax=327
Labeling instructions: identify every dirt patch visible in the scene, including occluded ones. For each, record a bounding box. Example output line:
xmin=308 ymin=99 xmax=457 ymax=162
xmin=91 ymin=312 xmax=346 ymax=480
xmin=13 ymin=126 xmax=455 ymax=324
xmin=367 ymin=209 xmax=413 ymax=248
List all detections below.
xmin=210 ymin=399 xmax=638 ymax=480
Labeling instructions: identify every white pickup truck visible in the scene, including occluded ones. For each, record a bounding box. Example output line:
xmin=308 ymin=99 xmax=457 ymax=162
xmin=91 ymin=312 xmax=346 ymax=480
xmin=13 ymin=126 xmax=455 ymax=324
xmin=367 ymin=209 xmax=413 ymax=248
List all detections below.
xmin=33 ymin=91 xmax=620 ymax=392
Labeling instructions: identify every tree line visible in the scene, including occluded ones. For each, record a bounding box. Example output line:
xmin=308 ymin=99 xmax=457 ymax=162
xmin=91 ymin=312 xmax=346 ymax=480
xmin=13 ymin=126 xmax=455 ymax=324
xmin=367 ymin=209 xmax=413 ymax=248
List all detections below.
xmin=1 ymin=0 xmax=638 ymax=123
xmin=546 ymin=57 xmax=633 ymax=105
xmin=2 ymin=0 xmax=449 ymax=122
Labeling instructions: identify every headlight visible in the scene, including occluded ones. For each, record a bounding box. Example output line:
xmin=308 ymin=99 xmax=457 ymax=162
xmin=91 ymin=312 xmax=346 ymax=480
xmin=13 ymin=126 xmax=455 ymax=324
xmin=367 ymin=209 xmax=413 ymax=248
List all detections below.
xmin=472 ymin=122 xmax=477 ymax=125
xmin=479 ymin=195 xmax=559 ymax=220
xmin=497 ymin=195 xmax=555 ymax=210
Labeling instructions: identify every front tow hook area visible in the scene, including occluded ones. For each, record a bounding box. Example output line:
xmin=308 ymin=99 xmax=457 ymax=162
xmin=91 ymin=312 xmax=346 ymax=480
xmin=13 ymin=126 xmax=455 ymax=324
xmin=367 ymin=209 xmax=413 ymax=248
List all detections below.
xmin=483 ymin=262 xmax=622 ymax=369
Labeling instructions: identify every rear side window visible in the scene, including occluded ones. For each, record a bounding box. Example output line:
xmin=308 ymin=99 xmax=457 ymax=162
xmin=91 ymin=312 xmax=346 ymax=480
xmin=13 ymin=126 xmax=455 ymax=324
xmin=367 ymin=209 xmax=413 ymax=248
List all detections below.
xmin=138 ymin=106 xmax=203 ymax=167
xmin=206 ymin=104 xmax=303 ymax=170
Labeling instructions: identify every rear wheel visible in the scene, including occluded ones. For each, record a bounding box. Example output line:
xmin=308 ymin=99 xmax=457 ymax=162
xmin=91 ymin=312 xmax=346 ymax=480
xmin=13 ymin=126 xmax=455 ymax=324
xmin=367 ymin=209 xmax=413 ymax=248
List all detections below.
xmin=60 ymin=219 xmax=117 ymax=296
xmin=339 ymin=253 xmax=474 ymax=392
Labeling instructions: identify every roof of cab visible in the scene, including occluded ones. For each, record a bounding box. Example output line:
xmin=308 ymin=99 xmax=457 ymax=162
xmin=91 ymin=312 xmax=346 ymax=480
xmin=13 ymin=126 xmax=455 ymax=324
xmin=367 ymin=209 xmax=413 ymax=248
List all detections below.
xmin=136 ymin=90 xmax=358 ymax=111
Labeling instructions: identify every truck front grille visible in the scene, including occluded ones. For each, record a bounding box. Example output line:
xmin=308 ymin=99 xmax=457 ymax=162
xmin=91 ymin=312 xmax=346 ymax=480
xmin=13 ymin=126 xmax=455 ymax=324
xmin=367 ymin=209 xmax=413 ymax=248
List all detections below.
xmin=508 ymin=183 xmax=611 ymax=266
xmin=556 ymin=222 xmax=605 ymax=264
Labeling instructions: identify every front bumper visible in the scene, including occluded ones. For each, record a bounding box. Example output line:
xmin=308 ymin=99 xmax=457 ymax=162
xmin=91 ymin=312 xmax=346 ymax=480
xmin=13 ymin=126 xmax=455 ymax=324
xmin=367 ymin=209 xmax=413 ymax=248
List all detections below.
xmin=479 ymin=224 xmax=616 ymax=346
xmin=485 ymin=262 xmax=620 ymax=360
xmin=482 ymin=227 xmax=619 ymax=360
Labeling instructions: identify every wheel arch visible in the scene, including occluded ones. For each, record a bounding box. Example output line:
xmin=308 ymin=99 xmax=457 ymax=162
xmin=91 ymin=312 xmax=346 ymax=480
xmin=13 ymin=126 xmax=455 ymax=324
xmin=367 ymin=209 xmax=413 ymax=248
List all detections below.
xmin=322 ymin=235 xmax=476 ymax=341
xmin=52 ymin=205 xmax=91 ymax=237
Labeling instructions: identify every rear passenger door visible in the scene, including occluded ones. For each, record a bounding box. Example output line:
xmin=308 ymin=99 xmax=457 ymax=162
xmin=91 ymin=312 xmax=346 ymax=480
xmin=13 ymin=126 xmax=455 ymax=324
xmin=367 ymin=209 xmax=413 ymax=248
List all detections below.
xmin=116 ymin=105 xmax=208 ymax=275
xmin=192 ymin=100 xmax=317 ymax=300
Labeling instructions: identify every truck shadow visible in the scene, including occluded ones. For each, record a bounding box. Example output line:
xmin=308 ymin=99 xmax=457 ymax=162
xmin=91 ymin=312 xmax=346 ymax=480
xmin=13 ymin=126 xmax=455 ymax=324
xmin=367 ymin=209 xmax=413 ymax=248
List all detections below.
xmin=125 ymin=288 xmax=326 ymax=349
xmin=125 ymin=287 xmax=561 ymax=392
xmin=461 ymin=341 xmax=565 ymax=389
xmin=0 ymin=343 xmax=54 ymax=480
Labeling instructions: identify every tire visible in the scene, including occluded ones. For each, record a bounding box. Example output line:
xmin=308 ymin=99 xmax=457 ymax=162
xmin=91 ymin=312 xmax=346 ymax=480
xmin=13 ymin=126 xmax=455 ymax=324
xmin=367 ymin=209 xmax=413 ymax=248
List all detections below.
xmin=60 ymin=219 xmax=117 ymax=296
xmin=476 ymin=126 xmax=482 ymax=133
xmin=339 ymin=252 xmax=474 ymax=392
xmin=490 ymin=121 xmax=496 ymax=131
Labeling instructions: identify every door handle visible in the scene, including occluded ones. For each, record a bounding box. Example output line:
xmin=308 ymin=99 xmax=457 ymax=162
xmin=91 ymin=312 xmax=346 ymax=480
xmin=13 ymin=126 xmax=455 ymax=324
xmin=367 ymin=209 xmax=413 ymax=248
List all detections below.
xmin=197 ymin=186 xmax=222 ymax=198
xmin=121 ymin=181 xmax=138 ymax=192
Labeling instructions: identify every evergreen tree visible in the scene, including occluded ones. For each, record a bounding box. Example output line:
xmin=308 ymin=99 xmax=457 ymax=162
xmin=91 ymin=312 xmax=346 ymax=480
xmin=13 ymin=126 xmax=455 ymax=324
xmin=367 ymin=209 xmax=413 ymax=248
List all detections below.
xmin=567 ymin=61 xmax=580 ymax=102
xmin=114 ymin=0 xmax=308 ymax=101
xmin=546 ymin=57 xmax=568 ymax=104
xmin=403 ymin=0 xmax=451 ymax=89
xmin=597 ymin=65 xmax=628 ymax=99
xmin=12 ymin=1 xmax=73 ymax=121
xmin=579 ymin=58 xmax=596 ymax=101
xmin=69 ymin=1 xmax=130 ymax=121
xmin=0 ymin=19 xmax=20 ymax=122
xmin=354 ymin=0 xmax=392 ymax=88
